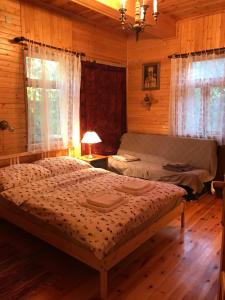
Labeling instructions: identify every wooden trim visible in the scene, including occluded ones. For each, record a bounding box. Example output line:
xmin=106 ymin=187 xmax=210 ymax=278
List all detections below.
xmin=0 ymin=149 xmax=68 ymax=167
xmin=218 ymin=184 xmax=225 ymax=300
xmin=100 ymin=269 xmax=108 ymax=300
xmin=216 ymin=145 xmax=225 ymax=181
xmin=221 ymin=271 xmax=225 ymax=300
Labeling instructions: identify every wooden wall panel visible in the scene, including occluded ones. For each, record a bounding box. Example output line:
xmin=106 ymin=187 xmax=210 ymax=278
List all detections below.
xmin=127 ymin=11 xmax=225 ymax=135
xmin=127 ymin=37 xmax=177 ymax=134
xmin=20 ymin=1 xmax=126 ymax=64
xmin=2 ymin=0 xmax=225 ymax=156
xmin=0 ymin=0 xmax=126 ymax=155
xmin=72 ymin=18 xmax=126 ymax=65
xmin=0 ymin=0 xmax=26 ymax=155
xmin=20 ymin=1 xmax=73 ymax=49
xmin=177 ymin=13 xmax=225 ymax=53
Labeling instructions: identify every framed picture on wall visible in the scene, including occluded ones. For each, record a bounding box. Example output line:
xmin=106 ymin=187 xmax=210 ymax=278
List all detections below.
xmin=142 ymin=62 xmax=160 ymax=90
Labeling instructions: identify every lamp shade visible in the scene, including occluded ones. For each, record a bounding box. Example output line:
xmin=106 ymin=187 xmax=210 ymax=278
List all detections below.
xmin=81 ymin=131 xmax=102 ymax=144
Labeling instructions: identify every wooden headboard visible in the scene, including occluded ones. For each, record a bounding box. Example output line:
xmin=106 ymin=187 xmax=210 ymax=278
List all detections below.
xmin=0 ymin=149 xmax=69 ymax=167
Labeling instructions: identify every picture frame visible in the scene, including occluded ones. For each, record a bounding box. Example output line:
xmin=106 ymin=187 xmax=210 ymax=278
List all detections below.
xmin=142 ymin=62 xmax=160 ymax=90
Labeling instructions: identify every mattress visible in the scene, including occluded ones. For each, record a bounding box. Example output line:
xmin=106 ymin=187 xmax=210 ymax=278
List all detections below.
xmin=0 ymin=168 xmax=186 ymax=259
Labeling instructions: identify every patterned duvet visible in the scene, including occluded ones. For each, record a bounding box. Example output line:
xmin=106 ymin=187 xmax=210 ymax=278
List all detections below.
xmin=0 ymin=168 xmax=186 ymax=259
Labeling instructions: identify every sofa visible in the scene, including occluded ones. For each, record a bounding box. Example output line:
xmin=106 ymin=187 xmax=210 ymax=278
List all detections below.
xmin=108 ymin=133 xmax=218 ymax=194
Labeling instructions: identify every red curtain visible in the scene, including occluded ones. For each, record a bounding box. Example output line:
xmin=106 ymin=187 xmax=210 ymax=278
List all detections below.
xmin=80 ymin=61 xmax=127 ymax=155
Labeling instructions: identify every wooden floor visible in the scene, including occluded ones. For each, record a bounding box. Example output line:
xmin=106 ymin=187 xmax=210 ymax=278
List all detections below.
xmin=0 ymin=193 xmax=222 ymax=300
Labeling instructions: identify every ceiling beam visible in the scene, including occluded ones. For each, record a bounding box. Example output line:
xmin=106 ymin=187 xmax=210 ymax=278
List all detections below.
xmin=70 ymin=0 xmax=120 ymax=19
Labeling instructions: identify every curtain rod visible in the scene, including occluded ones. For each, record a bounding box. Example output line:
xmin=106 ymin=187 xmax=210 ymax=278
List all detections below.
xmin=84 ymin=56 xmax=126 ymax=68
xmin=168 ymin=46 xmax=225 ymax=59
xmin=12 ymin=36 xmax=86 ymax=57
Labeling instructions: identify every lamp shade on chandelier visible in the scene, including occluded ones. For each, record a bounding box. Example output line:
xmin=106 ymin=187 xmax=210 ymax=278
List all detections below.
xmin=119 ymin=0 xmax=159 ymax=40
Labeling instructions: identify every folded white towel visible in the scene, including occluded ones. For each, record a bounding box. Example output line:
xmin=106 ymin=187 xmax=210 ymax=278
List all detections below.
xmin=77 ymin=197 xmax=128 ymax=213
xmin=87 ymin=192 xmax=124 ymax=208
xmin=115 ymin=181 xmax=155 ymax=196
xmin=122 ymin=180 xmax=150 ymax=191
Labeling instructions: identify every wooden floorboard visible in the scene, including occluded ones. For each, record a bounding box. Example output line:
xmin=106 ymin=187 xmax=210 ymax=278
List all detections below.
xmin=0 ymin=192 xmax=222 ymax=300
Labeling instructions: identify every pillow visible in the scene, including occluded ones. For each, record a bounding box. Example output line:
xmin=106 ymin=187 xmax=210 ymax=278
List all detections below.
xmin=33 ymin=156 xmax=91 ymax=176
xmin=0 ymin=163 xmax=51 ymax=192
xmin=112 ymin=154 xmax=140 ymax=162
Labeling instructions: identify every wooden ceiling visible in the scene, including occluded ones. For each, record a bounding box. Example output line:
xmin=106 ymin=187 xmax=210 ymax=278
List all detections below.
xmin=158 ymin=0 xmax=225 ymax=20
xmin=33 ymin=0 xmax=128 ymax=32
xmin=96 ymin=0 xmax=225 ymax=20
xmin=35 ymin=0 xmax=176 ymax=38
xmin=34 ymin=0 xmax=225 ymax=39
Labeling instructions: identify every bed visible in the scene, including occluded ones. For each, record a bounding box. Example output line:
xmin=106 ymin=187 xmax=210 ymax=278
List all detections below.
xmin=0 ymin=151 xmax=186 ymax=299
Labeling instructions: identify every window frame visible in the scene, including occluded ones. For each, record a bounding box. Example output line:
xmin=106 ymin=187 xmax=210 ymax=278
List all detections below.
xmin=184 ymin=58 xmax=225 ymax=139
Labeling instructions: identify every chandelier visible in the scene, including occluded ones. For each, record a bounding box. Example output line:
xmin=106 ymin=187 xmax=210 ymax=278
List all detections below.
xmin=119 ymin=0 xmax=159 ymax=40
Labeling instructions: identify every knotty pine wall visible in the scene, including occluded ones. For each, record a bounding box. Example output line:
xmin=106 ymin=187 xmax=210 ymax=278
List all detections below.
xmin=1 ymin=0 xmax=225 ymax=163
xmin=0 ymin=0 xmax=126 ymax=155
xmin=127 ymin=11 xmax=225 ymax=135
xmin=0 ymin=0 xmax=25 ymax=155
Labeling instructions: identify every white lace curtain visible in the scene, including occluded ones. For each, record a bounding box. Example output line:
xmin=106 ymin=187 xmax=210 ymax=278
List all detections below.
xmin=170 ymin=52 xmax=225 ymax=145
xmin=25 ymin=42 xmax=81 ymax=153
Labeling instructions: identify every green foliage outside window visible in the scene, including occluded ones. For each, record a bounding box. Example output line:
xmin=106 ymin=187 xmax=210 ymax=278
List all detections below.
xmin=26 ymin=57 xmax=61 ymax=144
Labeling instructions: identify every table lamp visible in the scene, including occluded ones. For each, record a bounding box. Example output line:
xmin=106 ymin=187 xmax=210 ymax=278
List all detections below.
xmin=81 ymin=131 xmax=102 ymax=158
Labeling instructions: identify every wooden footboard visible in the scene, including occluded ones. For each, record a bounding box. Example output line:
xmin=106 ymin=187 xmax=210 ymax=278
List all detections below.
xmin=0 ymin=198 xmax=185 ymax=299
xmin=0 ymin=149 xmax=68 ymax=167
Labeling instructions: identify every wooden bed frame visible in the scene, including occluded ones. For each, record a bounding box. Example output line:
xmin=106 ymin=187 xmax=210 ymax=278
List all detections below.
xmin=0 ymin=151 xmax=185 ymax=299
xmin=213 ymin=181 xmax=225 ymax=300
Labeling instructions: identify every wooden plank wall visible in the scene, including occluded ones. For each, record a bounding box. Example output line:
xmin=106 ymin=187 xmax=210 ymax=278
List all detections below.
xmin=0 ymin=0 xmax=127 ymax=155
xmin=127 ymin=11 xmax=225 ymax=135
xmin=1 ymin=0 xmax=225 ymax=160
xmin=0 ymin=0 xmax=26 ymax=155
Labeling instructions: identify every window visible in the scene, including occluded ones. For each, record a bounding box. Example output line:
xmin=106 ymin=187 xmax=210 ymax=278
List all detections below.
xmin=170 ymin=54 xmax=225 ymax=144
xmin=26 ymin=57 xmax=61 ymax=145
xmin=25 ymin=44 xmax=81 ymax=153
xmin=184 ymin=58 xmax=225 ymax=138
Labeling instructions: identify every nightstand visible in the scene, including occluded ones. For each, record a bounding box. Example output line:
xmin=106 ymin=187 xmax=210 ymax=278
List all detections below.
xmin=78 ymin=154 xmax=108 ymax=169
